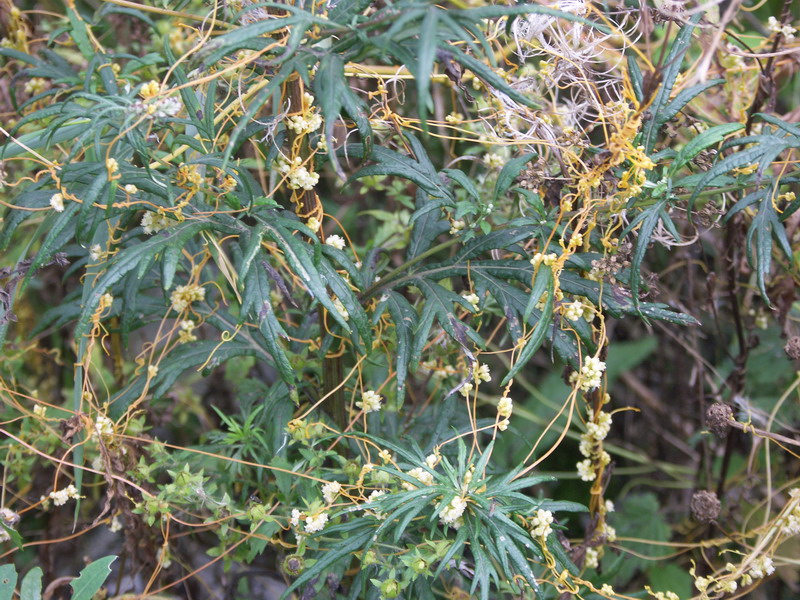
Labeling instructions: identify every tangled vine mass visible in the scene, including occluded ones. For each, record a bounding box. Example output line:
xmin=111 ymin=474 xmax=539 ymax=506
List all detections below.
xmin=0 ymin=0 xmax=799 ymax=598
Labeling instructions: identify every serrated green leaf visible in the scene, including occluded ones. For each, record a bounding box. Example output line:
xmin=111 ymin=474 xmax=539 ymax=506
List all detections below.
xmin=69 ymin=556 xmax=116 ymax=600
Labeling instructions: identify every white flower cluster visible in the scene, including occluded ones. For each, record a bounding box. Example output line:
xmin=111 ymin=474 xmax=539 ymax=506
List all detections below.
xmin=781 ymin=491 xmax=800 ymax=535
xmin=570 ymin=355 xmax=606 ymax=392
xmin=332 ymin=297 xmax=349 ymax=321
xmin=45 ymin=484 xmax=81 ymax=507
xmin=290 ymin=508 xmax=329 ymax=534
xmin=50 ymin=193 xmax=65 ymax=212
xmin=462 ymin=292 xmax=480 ymax=311
xmin=365 ymin=489 xmax=387 ymax=519
xmin=497 ymin=396 xmax=513 ymax=431
xmin=584 ymin=546 xmax=599 ymax=569
xmin=92 ymin=415 xmax=115 ymax=441
xmin=306 ymin=216 xmax=322 ymax=233
xmin=745 ymin=556 xmax=775 ymax=583
xmin=286 ymin=112 xmax=322 ymax=135
xmin=357 ymin=390 xmax=383 ymax=414
xmin=530 ymin=508 xmax=553 ymax=538
xmin=133 ymin=96 xmax=182 ymax=119
xmin=170 ymin=284 xmax=205 ymax=312
xmin=322 ymin=481 xmax=341 ymax=504
xmin=563 ymin=300 xmax=584 ymax=322
xmin=304 ymin=511 xmax=328 ymax=533
xmin=530 ymin=252 xmax=557 ymax=268
xmin=178 ymin=319 xmax=197 ymax=343
xmin=577 ymin=411 xmax=612 ymax=482
xmin=141 ymin=211 xmax=172 ymax=235
xmin=484 ymin=153 xmax=505 ymax=169
xmin=278 ymin=157 xmax=319 ymax=190
xmin=325 ymin=234 xmax=346 ymax=250
xmin=402 ymin=467 xmax=434 ymax=490
xmin=439 ymin=496 xmax=467 ymax=529
xmin=0 ymin=508 xmax=20 ymax=542
xmin=767 ymin=16 xmax=796 ymax=40
xmin=648 ymin=591 xmax=678 ymax=600
xmin=89 ymin=244 xmax=104 ymax=261
xmin=473 ymin=362 xmax=491 ymax=383
xmin=449 ymin=219 xmax=465 ymax=235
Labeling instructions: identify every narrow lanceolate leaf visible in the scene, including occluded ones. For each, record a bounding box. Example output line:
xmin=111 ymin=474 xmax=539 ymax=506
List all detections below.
xmin=75 ymin=221 xmax=212 ymax=343
xmin=382 ymin=291 xmax=418 ymax=399
xmin=256 ymin=215 xmax=352 ymax=333
xmin=416 ymin=7 xmax=440 ymax=128
xmin=494 ymin=153 xmax=538 ymax=202
xmin=670 ymin=122 xmax=743 ymax=174
xmin=503 ymin=268 xmax=554 ymax=385
xmin=315 ymin=54 xmax=372 ymax=178
xmin=642 ymin=12 xmax=702 ymax=152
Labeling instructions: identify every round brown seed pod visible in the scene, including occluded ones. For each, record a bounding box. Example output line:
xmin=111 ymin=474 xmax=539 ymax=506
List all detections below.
xmin=706 ymin=403 xmax=733 ymax=438
xmin=691 ymin=490 xmax=721 ymax=523
xmin=784 ymin=336 xmax=800 ymax=360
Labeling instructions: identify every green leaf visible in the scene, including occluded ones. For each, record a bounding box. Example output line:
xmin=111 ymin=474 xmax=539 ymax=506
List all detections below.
xmin=69 ymin=556 xmax=116 ymax=600
xmin=502 ymin=268 xmax=554 ymax=385
xmin=494 ymin=153 xmax=538 ymax=202
xmin=20 ymin=568 xmax=42 ymax=600
xmin=0 ymin=564 xmax=17 ymax=600
xmin=642 ymin=13 xmax=702 ymax=153
xmin=416 ymin=8 xmax=440 ymax=128
xmin=670 ymin=122 xmax=743 ymax=175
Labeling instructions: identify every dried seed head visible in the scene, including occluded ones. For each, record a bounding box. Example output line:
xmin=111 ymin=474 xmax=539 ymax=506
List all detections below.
xmin=282 ymin=554 xmax=304 ymax=577
xmin=784 ymin=336 xmax=800 ymax=360
xmin=706 ymin=403 xmax=733 ymax=438
xmin=691 ymin=490 xmax=721 ymax=523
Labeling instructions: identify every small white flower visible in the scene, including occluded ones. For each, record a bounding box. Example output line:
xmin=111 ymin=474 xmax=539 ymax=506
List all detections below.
xmin=89 ymin=244 xmax=103 ymax=261
xmin=402 ymin=467 xmax=434 ymax=490
xmin=474 ymin=363 xmax=491 ymax=383
xmin=290 ymin=508 xmax=301 ymax=527
xmin=325 ymin=234 xmax=346 ymax=250
xmin=604 ymin=499 xmax=615 ymax=513
xmin=106 ymin=158 xmax=119 ymax=174
xmin=124 ymin=184 xmax=138 ymax=194
xmin=147 ymin=365 xmax=159 ymax=378
xmin=306 ymin=216 xmax=322 ymax=233
xmin=462 ymin=293 xmax=480 ymax=311
xmin=484 ymin=153 xmax=505 ymax=169
xmin=322 ymin=481 xmax=342 ymax=504
xmin=563 ymin=300 xmax=584 ymax=322
xmin=93 ymin=415 xmax=115 ymax=440
xmin=449 ymin=220 xmax=466 ymax=235
xmin=425 ymin=454 xmax=438 ymax=469
xmin=33 ymin=404 xmax=46 ymax=417
xmin=357 ymin=390 xmax=382 ymax=413
xmin=530 ymin=508 xmax=553 ymax=537
xmin=141 ymin=211 xmax=171 ymax=235
xmin=497 ymin=418 xmax=510 ymax=431
xmin=577 ymin=459 xmax=595 ymax=481
xmin=49 ymin=484 xmax=80 ymax=506
xmin=459 ymin=382 xmax=474 ymax=398
xmin=304 ymin=511 xmax=328 ymax=534
xmin=530 ymin=252 xmax=558 ymax=267
xmin=584 ymin=546 xmax=599 ymax=569
xmin=50 ymin=193 xmax=65 ymax=212
xmin=497 ymin=396 xmax=513 ymax=418
xmin=332 ymin=297 xmax=349 ymax=321
xmin=109 ymin=515 xmax=122 ymax=532
xmin=170 ymin=284 xmax=205 ymax=312
xmin=439 ymin=496 xmax=467 ymax=526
